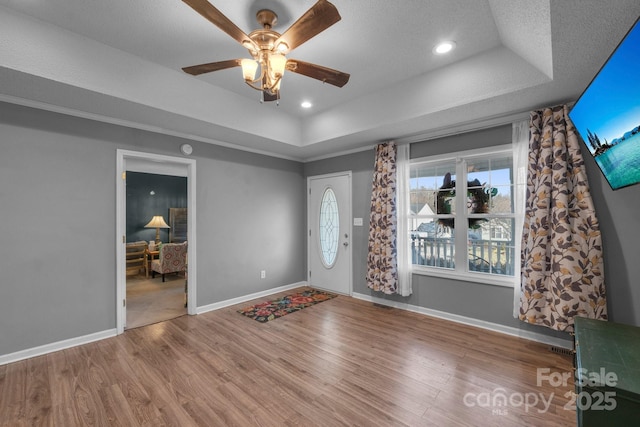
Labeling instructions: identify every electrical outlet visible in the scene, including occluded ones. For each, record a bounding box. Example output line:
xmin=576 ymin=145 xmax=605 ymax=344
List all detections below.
xmin=260 ymin=270 xmax=266 ymax=279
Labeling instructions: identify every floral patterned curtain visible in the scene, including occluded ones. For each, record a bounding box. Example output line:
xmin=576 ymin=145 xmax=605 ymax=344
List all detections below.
xmin=519 ymin=105 xmax=607 ymax=332
xmin=367 ymin=142 xmax=398 ymax=294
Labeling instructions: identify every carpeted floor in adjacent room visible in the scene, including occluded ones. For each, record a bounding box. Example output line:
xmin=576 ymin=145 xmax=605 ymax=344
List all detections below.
xmin=126 ymin=272 xmax=187 ymax=329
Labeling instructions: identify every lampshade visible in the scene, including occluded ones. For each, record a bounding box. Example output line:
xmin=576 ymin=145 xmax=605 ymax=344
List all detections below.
xmin=241 ymin=59 xmax=259 ymax=82
xmin=269 ymin=54 xmax=287 ymax=78
xmin=145 ymin=215 xmax=170 ymax=244
xmin=145 ymin=216 xmax=170 ymax=229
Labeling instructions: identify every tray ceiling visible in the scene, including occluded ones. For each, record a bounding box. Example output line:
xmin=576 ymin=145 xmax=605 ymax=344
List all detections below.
xmin=0 ymin=0 xmax=639 ymax=160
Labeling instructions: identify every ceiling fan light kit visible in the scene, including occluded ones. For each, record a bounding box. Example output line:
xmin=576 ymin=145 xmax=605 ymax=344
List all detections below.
xmin=181 ymin=0 xmax=350 ymax=103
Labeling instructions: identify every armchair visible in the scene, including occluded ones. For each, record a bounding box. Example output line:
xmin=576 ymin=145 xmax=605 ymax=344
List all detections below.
xmin=150 ymin=242 xmax=188 ymax=282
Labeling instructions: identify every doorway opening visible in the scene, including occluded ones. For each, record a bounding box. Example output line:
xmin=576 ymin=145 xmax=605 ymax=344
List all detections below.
xmin=116 ymin=150 xmax=197 ymax=334
xmin=125 ymin=172 xmax=187 ymax=329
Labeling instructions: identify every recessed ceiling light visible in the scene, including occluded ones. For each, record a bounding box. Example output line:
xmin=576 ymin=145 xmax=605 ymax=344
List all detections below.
xmin=433 ymin=41 xmax=456 ymax=55
xmin=301 ymin=101 xmax=313 ymax=109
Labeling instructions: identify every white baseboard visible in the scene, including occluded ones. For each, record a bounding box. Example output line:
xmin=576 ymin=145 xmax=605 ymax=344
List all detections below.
xmin=2 ymin=284 xmax=570 ymax=366
xmin=196 ymin=281 xmax=307 ymax=315
xmin=0 ymin=329 xmax=118 ymax=366
xmin=0 ymin=282 xmax=308 ymax=365
xmin=352 ymin=292 xmax=573 ymax=349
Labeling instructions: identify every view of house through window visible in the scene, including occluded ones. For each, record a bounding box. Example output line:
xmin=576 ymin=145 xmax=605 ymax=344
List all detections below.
xmin=409 ymin=147 xmax=516 ymax=278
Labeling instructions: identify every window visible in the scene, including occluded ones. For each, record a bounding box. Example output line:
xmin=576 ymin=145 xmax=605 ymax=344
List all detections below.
xmin=319 ymin=187 xmax=339 ymax=267
xmin=409 ymin=146 xmax=517 ymax=285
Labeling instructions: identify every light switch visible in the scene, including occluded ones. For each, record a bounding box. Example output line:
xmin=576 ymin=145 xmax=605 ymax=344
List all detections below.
xmin=353 ymin=217 xmax=363 ymax=226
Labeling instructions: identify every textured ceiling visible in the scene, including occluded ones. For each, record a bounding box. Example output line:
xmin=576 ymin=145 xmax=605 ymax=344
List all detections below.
xmin=0 ymin=0 xmax=639 ymax=160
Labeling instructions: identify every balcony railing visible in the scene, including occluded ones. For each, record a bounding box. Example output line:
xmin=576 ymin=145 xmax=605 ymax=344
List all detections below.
xmin=411 ymin=235 xmax=513 ymax=276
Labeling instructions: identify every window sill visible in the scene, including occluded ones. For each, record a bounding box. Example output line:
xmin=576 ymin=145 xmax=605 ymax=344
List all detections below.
xmin=411 ymin=266 xmax=516 ymax=288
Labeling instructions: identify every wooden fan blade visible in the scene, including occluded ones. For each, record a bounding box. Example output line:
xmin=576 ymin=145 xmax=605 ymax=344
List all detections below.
xmin=274 ymin=0 xmax=341 ymax=52
xmin=182 ymin=59 xmax=242 ymax=75
xmin=182 ymin=0 xmax=257 ymax=50
xmin=286 ymin=59 xmax=350 ymax=87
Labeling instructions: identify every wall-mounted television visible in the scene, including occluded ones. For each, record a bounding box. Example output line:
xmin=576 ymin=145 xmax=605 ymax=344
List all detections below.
xmin=569 ymin=16 xmax=640 ymax=190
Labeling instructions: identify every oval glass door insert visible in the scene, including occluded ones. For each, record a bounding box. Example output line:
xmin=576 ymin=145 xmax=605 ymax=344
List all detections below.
xmin=319 ymin=187 xmax=339 ymax=267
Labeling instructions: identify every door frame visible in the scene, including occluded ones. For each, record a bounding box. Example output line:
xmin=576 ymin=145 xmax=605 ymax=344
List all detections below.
xmin=116 ymin=149 xmax=197 ymax=334
xmin=307 ymin=171 xmax=353 ymax=295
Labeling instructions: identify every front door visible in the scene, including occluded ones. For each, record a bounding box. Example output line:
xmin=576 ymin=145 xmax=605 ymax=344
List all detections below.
xmin=308 ymin=172 xmax=352 ymax=295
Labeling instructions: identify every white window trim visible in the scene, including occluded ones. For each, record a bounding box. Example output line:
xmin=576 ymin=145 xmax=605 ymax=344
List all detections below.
xmin=409 ymin=144 xmax=512 ymax=165
xmin=410 ymin=144 xmax=516 ymax=288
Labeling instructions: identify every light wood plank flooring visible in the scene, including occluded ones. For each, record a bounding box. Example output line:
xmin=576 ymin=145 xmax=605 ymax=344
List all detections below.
xmin=0 ymin=287 xmax=576 ymax=426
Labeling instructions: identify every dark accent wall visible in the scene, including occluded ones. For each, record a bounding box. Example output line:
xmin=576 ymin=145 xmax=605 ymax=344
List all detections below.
xmin=125 ymin=172 xmax=187 ymax=243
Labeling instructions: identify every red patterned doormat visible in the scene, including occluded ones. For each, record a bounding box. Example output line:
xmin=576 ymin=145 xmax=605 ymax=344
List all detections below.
xmin=237 ymin=289 xmax=338 ymax=322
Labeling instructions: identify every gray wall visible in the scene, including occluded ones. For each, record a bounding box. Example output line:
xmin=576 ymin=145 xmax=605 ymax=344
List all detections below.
xmin=2 ymin=98 xmax=637 ymax=358
xmin=582 ymin=141 xmax=640 ymax=327
xmin=0 ymin=101 xmax=306 ymax=356
xmin=305 ymin=124 xmax=640 ymax=342
xmin=193 ymin=142 xmax=306 ymax=304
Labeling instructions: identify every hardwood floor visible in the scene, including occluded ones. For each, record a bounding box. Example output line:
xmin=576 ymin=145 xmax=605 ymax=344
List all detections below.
xmin=0 ymin=287 xmax=576 ymax=426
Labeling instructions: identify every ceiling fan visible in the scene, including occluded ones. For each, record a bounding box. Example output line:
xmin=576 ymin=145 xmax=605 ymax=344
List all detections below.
xmin=181 ymin=0 xmax=350 ymax=102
